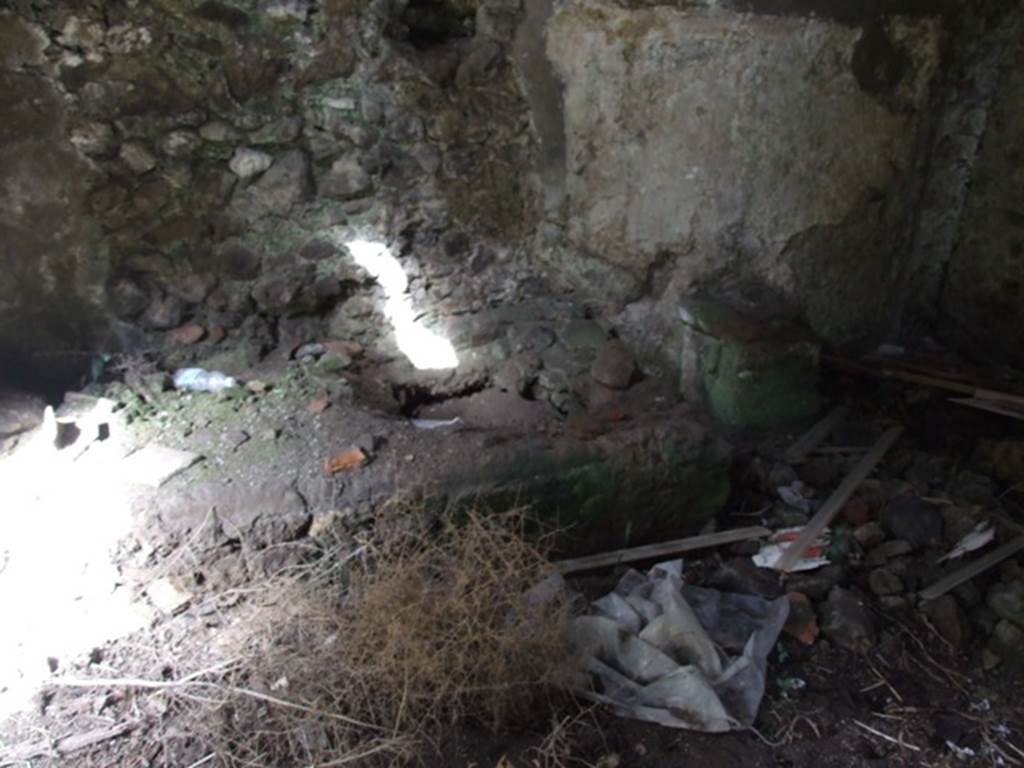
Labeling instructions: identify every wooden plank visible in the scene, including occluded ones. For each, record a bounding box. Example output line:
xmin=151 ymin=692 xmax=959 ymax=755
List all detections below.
xmin=785 ymin=404 xmax=849 ymax=464
xmin=554 ymin=526 xmax=771 ymax=575
xmin=773 ymin=426 xmax=904 ymax=572
xmin=950 ymin=397 xmax=1024 ymax=423
xmin=0 ymin=721 xmax=139 ymax=765
xmin=919 ymin=536 xmax=1024 ymax=602
xmin=826 ymin=354 xmax=1024 ymax=407
xmin=975 ymin=388 xmax=1024 ymax=408
xmin=825 ymin=355 xmax=976 ymax=396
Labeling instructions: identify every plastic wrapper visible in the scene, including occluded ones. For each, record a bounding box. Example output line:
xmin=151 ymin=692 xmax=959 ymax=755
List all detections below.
xmin=568 ymin=560 xmax=789 ymax=732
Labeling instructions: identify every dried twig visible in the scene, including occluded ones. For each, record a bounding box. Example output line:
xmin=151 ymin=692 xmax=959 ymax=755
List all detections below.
xmin=52 ymin=658 xmax=242 ymax=691
xmin=853 ymin=719 xmax=921 ymax=752
xmin=867 ymin=662 xmax=904 ymax=704
xmin=52 ymin=673 xmax=386 ymax=733
xmin=983 ymin=731 xmax=1024 ymax=766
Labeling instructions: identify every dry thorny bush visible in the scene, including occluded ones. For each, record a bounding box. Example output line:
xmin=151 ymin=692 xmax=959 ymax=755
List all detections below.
xmin=177 ymin=504 xmax=576 ymax=767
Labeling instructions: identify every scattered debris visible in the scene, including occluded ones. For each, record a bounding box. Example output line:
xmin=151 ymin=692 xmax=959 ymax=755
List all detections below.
xmin=6 ymin=335 xmax=1024 ymax=766
xmin=776 ymin=676 xmax=807 ymax=697
xmin=324 ymin=447 xmax=368 ymax=474
xmin=146 ymin=577 xmax=193 ymax=615
xmin=939 ymin=523 xmax=996 ymax=562
xmin=753 ymin=527 xmax=830 ymax=572
xmin=173 ymin=368 xmax=239 ymax=393
xmin=555 ymin=526 xmax=770 ymax=575
xmin=410 ymin=417 xmax=462 ymax=429
xmin=773 ymin=426 xmax=904 ymax=572
xmin=945 ymin=740 xmax=977 ymax=760
xmin=920 ymin=537 xmax=1024 ymax=602
xmin=852 ymin=719 xmax=921 ymax=752
xmin=777 ymin=480 xmax=814 ymax=513
xmin=0 ymin=720 xmax=141 ymax=763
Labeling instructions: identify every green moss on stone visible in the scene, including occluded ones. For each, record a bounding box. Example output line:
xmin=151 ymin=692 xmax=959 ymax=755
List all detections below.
xmin=700 ymin=336 xmax=821 ymax=429
xmin=434 ymin=425 xmax=732 ymax=553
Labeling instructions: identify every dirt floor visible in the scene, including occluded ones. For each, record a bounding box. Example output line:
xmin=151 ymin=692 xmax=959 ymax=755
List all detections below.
xmin=2 ymin=357 xmax=1024 ymax=767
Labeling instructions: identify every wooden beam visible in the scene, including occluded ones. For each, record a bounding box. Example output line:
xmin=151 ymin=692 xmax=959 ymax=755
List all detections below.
xmin=785 ymin=404 xmax=848 ymax=464
xmin=949 ymin=397 xmax=1024 ymax=423
xmin=554 ymin=526 xmax=771 ymax=575
xmin=774 ymin=426 xmax=904 ymax=572
xmin=919 ymin=536 xmax=1024 ymax=602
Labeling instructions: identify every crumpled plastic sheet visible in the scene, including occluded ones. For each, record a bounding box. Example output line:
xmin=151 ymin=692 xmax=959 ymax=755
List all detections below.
xmin=568 ymin=560 xmax=789 ymax=732
xmin=172 ymin=368 xmax=238 ymax=393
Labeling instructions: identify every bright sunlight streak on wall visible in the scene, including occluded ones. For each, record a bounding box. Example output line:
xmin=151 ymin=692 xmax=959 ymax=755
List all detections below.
xmin=345 ymin=239 xmax=458 ymax=371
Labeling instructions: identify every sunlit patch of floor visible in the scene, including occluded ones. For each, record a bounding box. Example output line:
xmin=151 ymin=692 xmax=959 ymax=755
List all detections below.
xmin=0 ymin=403 xmax=154 ymax=719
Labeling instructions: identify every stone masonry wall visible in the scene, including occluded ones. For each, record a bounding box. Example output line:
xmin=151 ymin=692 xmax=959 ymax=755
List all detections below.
xmin=0 ymin=0 xmax=540 ymax=391
xmin=519 ymin=0 xmax=949 ymax=368
xmin=2 ymin=0 xmax=1021 ymax=394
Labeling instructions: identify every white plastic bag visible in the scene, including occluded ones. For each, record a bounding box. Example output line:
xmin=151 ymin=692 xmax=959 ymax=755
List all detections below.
xmin=172 ymin=368 xmax=238 ymax=393
xmin=569 ymin=560 xmax=789 ymax=732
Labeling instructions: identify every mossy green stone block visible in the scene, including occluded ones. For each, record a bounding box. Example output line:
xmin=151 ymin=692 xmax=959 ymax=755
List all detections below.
xmin=680 ymin=298 xmax=822 ymax=429
xmin=700 ymin=336 xmax=820 ymax=428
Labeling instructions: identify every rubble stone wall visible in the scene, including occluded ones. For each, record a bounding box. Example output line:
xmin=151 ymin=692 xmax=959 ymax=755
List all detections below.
xmin=1 ymin=0 xmax=1017 ymax=393
xmin=0 ymin=0 xmax=540 ymax=391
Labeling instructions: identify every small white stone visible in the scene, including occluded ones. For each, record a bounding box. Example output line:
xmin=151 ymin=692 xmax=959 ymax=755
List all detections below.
xmin=229 ymin=147 xmax=274 ymax=178
xmin=324 ymin=96 xmax=357 ymax=111
xmin=146 ymin=577 xmax=192 ymax=615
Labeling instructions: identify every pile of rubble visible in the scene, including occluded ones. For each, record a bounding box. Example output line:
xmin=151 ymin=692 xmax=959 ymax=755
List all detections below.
xmin=730 ymin=400 xmax=1024 ymax=673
